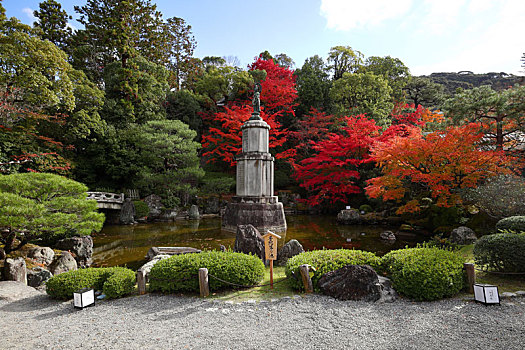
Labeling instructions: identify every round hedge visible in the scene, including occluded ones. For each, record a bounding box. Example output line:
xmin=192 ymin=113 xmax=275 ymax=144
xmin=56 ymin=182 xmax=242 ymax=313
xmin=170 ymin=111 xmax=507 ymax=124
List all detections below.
xmin=148 ymin=251 xmax=265 ymax=293
xmin=495 ymin=216 xmax=525 ymax=232
xmin=474 ymin=233 xmax=525 ymax=273
xmin=381 ymin=247 xmax=465 ymax=301
xmin=46 ymin=267 xmax=136 ymax=300
xmin=133 ymin=200 xmax=150 ymax=218
xmin=284 ymin=249 xmax=381 ymax=291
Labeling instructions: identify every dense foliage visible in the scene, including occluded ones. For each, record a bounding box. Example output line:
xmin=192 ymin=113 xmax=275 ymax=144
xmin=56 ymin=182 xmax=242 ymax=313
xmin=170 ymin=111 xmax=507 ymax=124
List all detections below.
xmin=149 ymin=251 xmax=265 ymax=293
xmin=285 ymin=249 xmax=380 ymax=291
xmin=46 ymin=267 xmax=136 ymax=300
xmin=495 ymin=216 xmax=525 ymax=232
xmin=474 ymin=233 xmax=525 ymax=273
xmin=381 ymin=247 xmax=465 ymax=301
xmin=0 ymin=173 xmax=104 ymax=253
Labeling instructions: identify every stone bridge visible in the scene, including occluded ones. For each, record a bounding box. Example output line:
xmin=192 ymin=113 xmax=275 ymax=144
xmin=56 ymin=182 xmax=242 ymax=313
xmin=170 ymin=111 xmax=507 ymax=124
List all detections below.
xmin=87 ymin=192 xmax=125 ymax=210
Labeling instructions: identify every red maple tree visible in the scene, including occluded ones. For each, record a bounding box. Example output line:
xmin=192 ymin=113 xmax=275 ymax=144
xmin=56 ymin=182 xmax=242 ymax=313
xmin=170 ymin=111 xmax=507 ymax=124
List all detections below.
xmin=366 ymin=123 xmax=512 ymax=213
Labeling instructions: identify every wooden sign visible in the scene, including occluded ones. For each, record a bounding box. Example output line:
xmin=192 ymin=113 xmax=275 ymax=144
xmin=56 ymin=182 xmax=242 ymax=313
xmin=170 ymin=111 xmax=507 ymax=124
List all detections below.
xmin=262 ymin=231 xmax=281 ymax=261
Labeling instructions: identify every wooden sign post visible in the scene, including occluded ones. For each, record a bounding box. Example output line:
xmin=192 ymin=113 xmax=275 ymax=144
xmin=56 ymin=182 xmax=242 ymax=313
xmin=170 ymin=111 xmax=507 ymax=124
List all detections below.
xmin=262 ymin=231 xmax=281 ymax=289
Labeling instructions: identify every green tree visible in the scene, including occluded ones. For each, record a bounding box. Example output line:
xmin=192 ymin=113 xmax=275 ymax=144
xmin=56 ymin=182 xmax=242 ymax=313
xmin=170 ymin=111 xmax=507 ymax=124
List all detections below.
xmin=33 ymin=0 xmax=72 ymax=51
xmin=102 ymin=55 xmax=169 ymax=127
xmin=274 ymin=53 xmax=295 ymax=69
xmin=164 ymin=16 xmax=197 ymax=90
xmin=445 ymin=85 xmax=525 ymax=151
xmin=0 ymin=173 xmax=105 ymax=254
xmin=330 ymin=72 xmax=394 ymax=127
xmin=361 ymin=56 xmax=410 ymax=102
xmin=194 ymin=65 xmax=255 ymax=105
xmin=294 ymin=55 xmax=332 ymax=118
xmin=404 ymin=77 xmax=445 ymax=109
xmin=327 ymin=45 xmax=364 ymax=80
xmin=165 ymin=89 xmax=204 ymax=139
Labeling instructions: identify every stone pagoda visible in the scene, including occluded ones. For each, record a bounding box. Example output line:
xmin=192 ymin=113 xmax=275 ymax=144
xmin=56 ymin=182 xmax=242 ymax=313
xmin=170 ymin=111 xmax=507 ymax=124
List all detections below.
xmin=222 ymin=83 xmax=287 ymax=233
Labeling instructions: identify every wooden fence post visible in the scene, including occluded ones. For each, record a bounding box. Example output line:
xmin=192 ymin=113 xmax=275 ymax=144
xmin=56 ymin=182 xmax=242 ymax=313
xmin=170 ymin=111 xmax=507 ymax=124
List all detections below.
xmin=464 ymin=263 xmax=476 ymax=294
xmin=199 ymin=268 xmax=210 ymax=297
xmin=137 ymin=269 xmax=147 ymax=295
xmin=299 ymin=264 xmax=313 ymax=293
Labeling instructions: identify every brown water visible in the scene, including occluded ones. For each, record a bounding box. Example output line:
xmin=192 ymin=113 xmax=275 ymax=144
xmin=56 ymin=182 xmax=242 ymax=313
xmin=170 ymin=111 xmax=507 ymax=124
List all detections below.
xmin=92 ymin=215 xmax=424 ymax=269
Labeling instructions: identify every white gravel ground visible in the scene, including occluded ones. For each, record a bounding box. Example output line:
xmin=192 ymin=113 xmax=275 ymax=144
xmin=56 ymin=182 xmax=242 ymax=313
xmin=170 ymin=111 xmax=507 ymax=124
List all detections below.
xmin=1 ymin=292 xmax=524 ymax=350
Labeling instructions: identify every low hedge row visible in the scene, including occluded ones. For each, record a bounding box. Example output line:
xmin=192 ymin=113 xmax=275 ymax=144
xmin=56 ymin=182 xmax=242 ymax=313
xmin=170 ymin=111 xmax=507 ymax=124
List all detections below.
xmin=495 ymin=216 xmax=525 ymax=232
xmin=284 ymin=249 xmax=381 ymax=291
xmin=148 ymin=251 xmax=265 ymax=293
xmin=285 ymin=247 xmax=465 ymax=301
xmin=381 ymin=247 xmax=465 ymax=301
xmin=474 ymin=233 xmax=525 ymax=273
xmin=46 ymin=267 xmax=136 ymax=300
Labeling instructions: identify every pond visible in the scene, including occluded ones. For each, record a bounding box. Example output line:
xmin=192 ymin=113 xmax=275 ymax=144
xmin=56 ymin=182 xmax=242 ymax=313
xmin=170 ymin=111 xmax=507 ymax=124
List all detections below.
xmin=92 ymin=215 xmax=425 ymax=269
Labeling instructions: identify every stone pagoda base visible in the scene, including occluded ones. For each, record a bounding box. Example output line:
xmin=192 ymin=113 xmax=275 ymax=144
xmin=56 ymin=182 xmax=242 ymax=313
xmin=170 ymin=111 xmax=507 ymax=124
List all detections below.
xmin=221 ymin=196 xmax=287 ymax=233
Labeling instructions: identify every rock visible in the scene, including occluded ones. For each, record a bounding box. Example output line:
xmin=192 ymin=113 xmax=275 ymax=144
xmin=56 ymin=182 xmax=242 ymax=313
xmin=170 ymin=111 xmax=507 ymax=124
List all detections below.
xmin=378 ymin=276 xmax=397 ymax=303
xmin=336 ymin=209 xmax=361 ymax=225
xmin=399 ymin=224 xmax=414 ymax=231
xmin=450 ymin=226 xmax=477 ymax=245
xmin=145 ymin=247 xmax=201 ymax=261
xmin=188 ymin=205 xmax=200 ymax=220
xmin=219 ymin=244 xmax=227 ymax=252
xmin=276 ymin=239 xmax=305 ymax=266
xmin=318 ymin=265 xmax=382 ymax=302
xmin=27 ymin=246 xmax=55 ymax=266
xmin=27 ymin=266 xmax=53 ymax=288
xmin=55 ymin=236 xmax=93 ymax=267
xmin=159 ymin=208 xmax=178 ymax=221
xmin=119 ymin=198 xmax=136 ymax=224
xmin=48 ymin=251 xmax=78 ymax=276
xmin=501 ymin=292 xmax=517 ymax=299
xmin=234 ymin=224 xmax=265 ymax=261
xmin=380 ymin=231 xmax=396 ymax=241
xmin=137 ymin=254 xmax=171 ymax=281
xmin=144 ymin=194 xmax=164 ymax=220
xmin=4 ymin=257 xmax=27 ymax=284
xmin=0 ymin=281 xmax=43 ymax=301
xmin=516 ymin=291 xmax=525 ymax=297
xmin=202 ymin=196 xmax=221 ymax=214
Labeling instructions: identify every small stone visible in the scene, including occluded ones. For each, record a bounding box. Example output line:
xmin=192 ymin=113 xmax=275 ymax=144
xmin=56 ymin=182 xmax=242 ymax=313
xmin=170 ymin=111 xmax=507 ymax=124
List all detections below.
xmin=515 ymin=291 xmax=525 ymax=296
xmin=450 ymin=226 xmax=477 ymax=245
xmin=28 ymin=246 xmax=55 ymax=266
xmin=501 ymin=292 xmax=518 ymax=298
xmin=275 ymin=239 xmax=304 ymax=266
xmin=48 ymin=251 xmax=78 ymax=276
xmin=379 ymin=231 xmax=396 ymax=241
xmin=336 ymin=209 xmax=360 ymax=225
xmin=27 ymin=267 xmax=53 ymax=288
xmin=4 ymin=257 xmax=27 ymax=284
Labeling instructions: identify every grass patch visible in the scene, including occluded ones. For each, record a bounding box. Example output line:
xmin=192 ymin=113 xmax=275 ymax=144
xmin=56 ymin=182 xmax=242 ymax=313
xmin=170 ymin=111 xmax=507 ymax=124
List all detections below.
xmin=460 ymin=244 xmax=525 ymax=293
xmin=207 ymin=266 xmax=298 ymax=302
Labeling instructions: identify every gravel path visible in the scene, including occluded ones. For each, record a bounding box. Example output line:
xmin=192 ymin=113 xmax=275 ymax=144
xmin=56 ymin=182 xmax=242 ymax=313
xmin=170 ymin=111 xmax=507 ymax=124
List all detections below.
xmin=1 ymin=292 xmax=524 ymax=350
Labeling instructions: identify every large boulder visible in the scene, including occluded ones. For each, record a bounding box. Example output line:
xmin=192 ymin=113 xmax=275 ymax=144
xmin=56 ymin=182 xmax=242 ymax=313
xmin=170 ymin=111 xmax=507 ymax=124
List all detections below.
xmin=159 ymin=209 xmax=178 ymax=221
xmin=234 ymin=224 xmax=265 ymax=261
xmin=119 ymin=198 xmax=136 ymax=225
xmin=276 ymin=239 xmax=305 ymax=266
xmin=55 ymin=236 xmax=93 ymax=267
xmin=27 ymin=246 xmax=55 ymax=266
xmin=450 ymin=226 xmax=477 ymax=245
xmin=144 ymin=194 xmax=164 ymax=220
xmin=188 ymin=205 xmax=200 ymax=220
xmin=27 ymin=266 xmax=53 ymax=288
xmin=48 ymin=251 xmax=78 ymax=276
xmin=336 ymin=209 xmax=361 ymax=225
xmin=3 ymin=257 xmax=27 ymax=284
xmin=0 ymin=281 xmax=43 ymax=302
xmin=318 ymin=265 xmax=382 ymax=302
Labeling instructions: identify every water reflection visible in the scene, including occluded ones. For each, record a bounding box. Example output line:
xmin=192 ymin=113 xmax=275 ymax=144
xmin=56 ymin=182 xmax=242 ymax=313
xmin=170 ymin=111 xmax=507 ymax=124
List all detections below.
xmin=92 ymin=215 xmax=423 ymax=268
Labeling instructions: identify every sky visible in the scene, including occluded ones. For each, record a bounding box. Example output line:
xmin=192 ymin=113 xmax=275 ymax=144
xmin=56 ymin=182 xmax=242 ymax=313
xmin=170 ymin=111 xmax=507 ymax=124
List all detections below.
xmin=3 ymin=0 xmax=525 ymax=75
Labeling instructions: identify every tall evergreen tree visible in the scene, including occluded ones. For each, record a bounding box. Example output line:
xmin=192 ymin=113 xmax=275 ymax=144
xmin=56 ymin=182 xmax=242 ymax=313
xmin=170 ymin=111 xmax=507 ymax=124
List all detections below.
xmin=33 ymin=0 xmax=72 ymax=51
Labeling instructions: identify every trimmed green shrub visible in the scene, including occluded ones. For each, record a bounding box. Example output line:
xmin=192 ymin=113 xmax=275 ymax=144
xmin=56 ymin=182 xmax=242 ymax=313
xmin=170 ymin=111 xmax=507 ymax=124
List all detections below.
xmin=495 ymin=216 xmax=525 ymax=232
xmin=133 ymin=200 xmax=150 ymax=218
xmin=359 ymin=204 xmax=373 ymax=213
xmin=381 ymin=247 xmax=465 ymax=301
xmin=46 ymin=267 xmax=136 ymax=300
xmin=285 ymin=249 xmax=381 ymax=291
xmin=474 ymin=233 xmax=525 ymax=273
xmin=149 ymin=251 xmax=265 ymax=293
